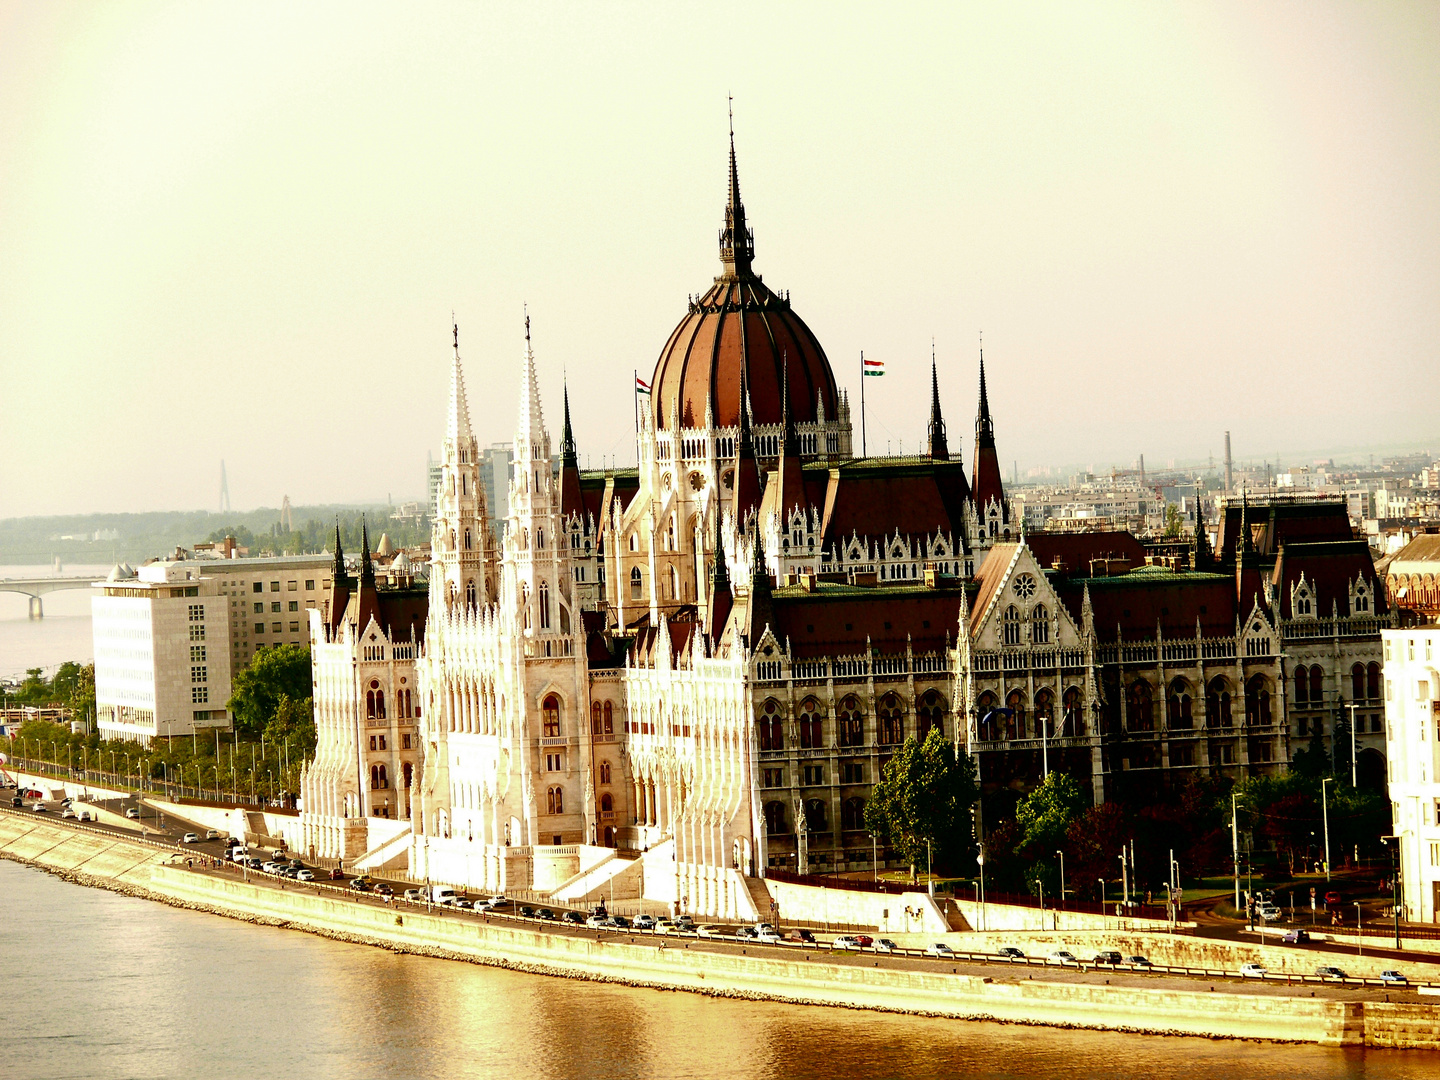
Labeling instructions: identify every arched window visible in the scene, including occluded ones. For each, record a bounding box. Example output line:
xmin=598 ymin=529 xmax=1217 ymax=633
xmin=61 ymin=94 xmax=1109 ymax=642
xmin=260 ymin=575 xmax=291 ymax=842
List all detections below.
xmin=1166 ymin=679 xmax=1192 ymax=729
xmin=1034 ymin=688 xmax=1054 ymax=738
xmin=1245 ymin=676 xmax=1271 ymax=727
xmin=1207 ymin=677 xmax=1233 ymax=728
xmin=366 ymin=689 xmax=376 ymax=719
xmin=841 ymin=797 xmax=866 ymax=832
xmin=547 ymin=786 xmax=563 ymax=815
xmin=837 ymin=695 xmax=863 ymax=747
xmin=465 ymin=580 xmax=477 ymax=609
xmin=669 ymin=565 xmax=679 ymax=602
xmin=804 ymin=799 xmax=828 ymax=832
xmin=600 ymin=761 xmax=611 ymax=785
xmin=539 ymin=581 xmax=551 ymax=630
xmin=1126 ymin=681 xmax=1152 ymax=732
xmin=1005 ymin=689 xmax=1025 ymax=740
xmin=464 ymin=528 xmax=472 ymax=551
xmin=799 ymin=698 xmax=823 ymax=749
xmin=1309 ymin=667 xmax=1323 ymax=706
xmin=630 ymin=567 xmax=643 ymax=601
xmin=1002 ymin=605 xmax=1022 ymax=646
xmin=1295 ymin=665 xmax=1310 ymax=706
xmin=536 ymin=528 xmax=545 ymax=550
xmin=377 ymin=764 xmax=387 ymax=789
xmin=977 ymin=692 xmax=1000 ymax=741
xmin=1062 ymin=687 xmax=1082 ymax=737
xmin=878 ymin=694 xmax=904 ymax=745
xmin=542 ymin=694 xmax=561 ymax=738
xmin=667 ymin=518 xmax=676 ymax=552
xmin=403 ymin=762 xmax=412 ymax=789
xmin=603 ymin=701 xmax=614 ymax=734
xmin=759 ymin=699 xmax=784 ymax=752
xmin=591 ymin=702 xmax=603 ymax=735
xmin=1367 ymin=662 xmax=1381 ymax=701
xmin=522 ymin=583 xmax=531 ymax=630
xmin=375 ymin=689 xmax=386 ymax=719
xmin=1031 ymin=604 xmax=1050 ymax=644
xmin=763 ymin=800 xmax=786 ymax=834
xmin=917 ymin=689 xmax=946 ymax=740
xmin=1351 ymin=663 xmax=1366 ymax=702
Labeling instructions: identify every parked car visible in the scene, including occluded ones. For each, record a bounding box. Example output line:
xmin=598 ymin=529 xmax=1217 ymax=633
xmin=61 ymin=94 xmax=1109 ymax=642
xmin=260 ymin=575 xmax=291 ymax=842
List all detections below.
xmin=1126 ymin=956 xmax=1152 ymax=968
xmin=1092 ymin=951 xmax=1122 ymax=966
xmin=832 ymin=936 xmax=863 ymax=951
xmin=1046 ymin=950 xmax=1078 ymax=966
xmin=1316 ymin=965 xmax=1348 ymax=980
xmin=1380 ymin=970 xmax=1409 ymax=985
xmin=785 ymin=928 xmax=817 ymax=944
xmin=182 ymin=832 xmax=200 ymax=844
xmin=997 ymin=947 xmax=1025 ymax=959
xmin=1324 ymin=891 xmax=1342 ymax=906
xmin=1282 ymin=929 xmax=1311 ymax=944
xmin=926 ymin=943 xmax=956 ymax=958
xmin=632 ymin=914 xmax=656 ymax=930
xmin=1240 ymin=962 xmax=1267 ymax=978
xmin=874 ymin=939 xmax=899 ymax=954
xmin=125 ymin=807 xmax=139 ymax=819
xmin=295 ymin=869 xmax=315 ymax=882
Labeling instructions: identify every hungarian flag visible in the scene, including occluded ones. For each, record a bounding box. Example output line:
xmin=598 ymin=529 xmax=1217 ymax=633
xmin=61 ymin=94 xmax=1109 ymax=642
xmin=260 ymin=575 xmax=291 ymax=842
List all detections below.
xmin=635 ymin=374 xmax=652 ymax=395
xmin=863 ymin=356 xmax=884 ymax=377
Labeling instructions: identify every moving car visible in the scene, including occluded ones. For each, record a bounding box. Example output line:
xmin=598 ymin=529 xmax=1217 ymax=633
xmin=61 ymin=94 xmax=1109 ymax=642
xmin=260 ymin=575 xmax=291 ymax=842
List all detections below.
xmin=1324 ymin=891 xmax=1342 ymax=906
xmin=328 ymin=868 xmax=346 ymax=880
xmin=125 ymin=807 xmax=139 ymax=819
xmin=1282 ymin=929 xmax=1311 ymax=944
xmin=997 ymin=947 xmax=1025 ymax=959
xmin=874 ymin=939 xmax=898 ymax=954
xmin=1046 ymin=950 xmax=1078 ymax=966
xmin=31 ymin=803 xmax=46 ymax=812
xmin=632 ymin=914 xmax=656 ymax=930
xmin=832 ymin=936 xmax=863 ymax=951
xmin=785 ymin=929 xmax=817 ymax=944
xmin=182 ymin=833 xmax=200 ymax=844
xmin=295 ymin=869 xmax=315 ymax=882
xmin=853 ymin=934 xmax=875 ymax=948
xmin=674 ymin=915 xmax=696 ymax=930
xmin=60 ymin=807 xmax=76 ymax=819
xmin=1092 ymin=951 xmax=1122 ymax=966
xmin=562 ymin=910 xmax=585 ymax=924
xmin=1316 ymin=965 xmax=1348 ymax=980
xmin=1258 ymin=905 xmax=1282 ymax=922
xmin=348 ymin=878 xmax=373 ymax=892
xmin=754 ymin=928 xmax=783 ymax=944
xmin=77 ymin=810 xmax=92 ymax=822
xmin=586 ymin=914 xmax=609 ymax=929
xmin=452 ymin=899 xmax=474 ymax=910
xmin=205 ymin=830 xmax=220 ymax=840
xmin=1240 ymin=962 xmax=1267 ymax=978
xmin=733 ymin=926 xmax=757 ymax=941
xmin=1380 ymin=970 xmax=1409 ymax=985
xmin=373 ymin=883 xmax=394 ymax=897
xmin=519 ymin=906 xmax=536 ymax=918
xmin=606 ymin=916 xmax=631 ymax=930
xmin=1126 ymin=956 xmax=1152 ymax=968
xmin=695 ymin=925 xmax=721 ymax=938
xmin=536 ymin=908 xmax=556 ymax=921
xmin=926 ymin=943 xmax=956 ymax=958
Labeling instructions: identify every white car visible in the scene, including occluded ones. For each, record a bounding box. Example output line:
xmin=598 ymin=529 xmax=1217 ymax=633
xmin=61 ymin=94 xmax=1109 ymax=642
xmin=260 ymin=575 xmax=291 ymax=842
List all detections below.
xmin=632 ymin=914 xmax=657 ymax=930
xmin=61 ymin=807 xmax=76 ymax=819
xmin=1047 ymin=950 xmax=1078 ymax=966
xmin=874 ymin=938 xmax=899 ymax=954
xmin=1258 ymin=906 xmax=1282 ymax=922
xmin=125 ymin=807 xmax=140 ymax=820
xmin=695 ymin=925 xmax=721 ymax=938
xmin=182 ymin=833 xmax=200 ymax=844
xmin=832 ymin=936 xmax=863 ymax=951
xmin=926 ymin=943 xmax=956 ymax=958
xmin=295 ymin=869 xmax=315 ymax=882
xmin=585 ymin=914 xmax=609 ymax=929
xmin=754 ymin=928 xmax=783 ymax=944
xmin=1240 ymin=962 xmax=1267 ymax=978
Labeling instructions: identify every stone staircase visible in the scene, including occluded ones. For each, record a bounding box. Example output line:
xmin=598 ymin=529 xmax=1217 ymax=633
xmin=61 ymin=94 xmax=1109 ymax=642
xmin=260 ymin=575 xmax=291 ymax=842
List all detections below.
xmin=741 ymin=874 xmax=772 ymax=923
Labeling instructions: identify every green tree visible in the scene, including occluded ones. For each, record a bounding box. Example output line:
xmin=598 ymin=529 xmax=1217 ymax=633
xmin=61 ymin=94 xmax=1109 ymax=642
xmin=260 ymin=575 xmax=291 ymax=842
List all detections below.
xmin=228 ymin=644 xmax=313 ymax=738
xmin=264 ymin=692 xmax=318 ymax=756
xmin=1290 ymin=718 xmax=1331 ymax=778
xmin=863 ymin=728 xmax=980 ymax=878
xmin=1015 ymin=771 xmax=1090 ymax=852
xmin=1163 ymin=503 xmax=1184 ymax=538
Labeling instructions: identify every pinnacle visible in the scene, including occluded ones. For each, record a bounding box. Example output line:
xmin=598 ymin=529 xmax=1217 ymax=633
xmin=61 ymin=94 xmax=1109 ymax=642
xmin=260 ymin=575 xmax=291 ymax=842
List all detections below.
xmin=448 ymin=322 xmax=474 ymax=445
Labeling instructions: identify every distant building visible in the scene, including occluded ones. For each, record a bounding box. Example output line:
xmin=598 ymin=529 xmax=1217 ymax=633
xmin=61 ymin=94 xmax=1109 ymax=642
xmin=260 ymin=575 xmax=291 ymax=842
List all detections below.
xmin=427 ymin=452 xmax=444 ymax=519
xmin=1381 ymin=625 xmax=1440 ymax=923
xmin=480 ymin=442 xmax=514 ymax=535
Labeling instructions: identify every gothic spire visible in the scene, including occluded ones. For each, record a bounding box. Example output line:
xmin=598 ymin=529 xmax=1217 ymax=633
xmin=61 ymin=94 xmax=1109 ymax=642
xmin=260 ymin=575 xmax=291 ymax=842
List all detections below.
xmin=560 ymin=383 xmax=578 ymax=469
xmin=927 ymin=344 xmax=949 ymax=461
xmin=331 ymin=521 xmax=345 ymax=583
xmin=360 ymin=518 xmax=375 ymax=587
xmin=976 ymin=337 xmax=994 ymax=446
xmin=448 ymin=315 xmax=474 ymax=445
xmin=719 ymin=98 xmax=755 ymax=278
xmin=516 ymin=306 xmax=547 ymax=454
xmin=711 ymin=507 xmax=730 ymax=593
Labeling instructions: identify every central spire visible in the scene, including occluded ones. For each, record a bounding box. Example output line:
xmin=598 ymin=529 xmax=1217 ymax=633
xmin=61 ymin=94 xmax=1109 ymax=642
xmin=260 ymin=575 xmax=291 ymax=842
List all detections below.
xmin=719 ymin=98 xmax=755 ymax=278
xmin=928 ymin=342 xmax=949 ymax=461
xmin=976 ymin=334 xmax=994 ymax=448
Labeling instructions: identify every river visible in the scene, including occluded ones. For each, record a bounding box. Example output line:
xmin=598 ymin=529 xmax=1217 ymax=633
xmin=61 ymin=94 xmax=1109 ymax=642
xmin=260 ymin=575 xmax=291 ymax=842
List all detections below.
xmin=0 ymin=861 xmax=1432 ymax=1079
xmin=0 ymin=564 xmax=110 ymax=681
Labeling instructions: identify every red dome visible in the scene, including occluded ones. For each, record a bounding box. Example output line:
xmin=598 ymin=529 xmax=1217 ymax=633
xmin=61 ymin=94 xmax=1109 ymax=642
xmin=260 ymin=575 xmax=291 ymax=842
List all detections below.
xmin=650 ymin=138 xmax=839 ymax=432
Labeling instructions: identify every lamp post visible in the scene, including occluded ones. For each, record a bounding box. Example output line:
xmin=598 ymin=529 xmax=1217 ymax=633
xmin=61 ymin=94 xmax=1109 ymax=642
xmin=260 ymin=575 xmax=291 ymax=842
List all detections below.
xmin=1346 ymin=703 xmax=1359 ymax=788
xmin=1056 ymin=850 xmax=1066 ymax=907
xmin=1231 ymin=791 xmax=1241 ymax=913
xmin=1381 ymin=835 xmax=1402 ymax=951
xmin=1322 ymin=777 xmax=1334 ymax=882
xmin=1354 ymin=901 xmax=1363 ymax=958
xmin=1099 ymin=878 xmax=1107 ymax=929
xmin=977 ymin=847 xmax=986 ymax=933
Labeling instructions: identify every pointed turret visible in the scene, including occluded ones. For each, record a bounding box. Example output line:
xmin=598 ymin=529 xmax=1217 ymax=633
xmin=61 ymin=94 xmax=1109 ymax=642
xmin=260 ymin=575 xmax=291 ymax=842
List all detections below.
xmin=718 ymin=101 xmax=755 ymax=279
xmin=971 ymin=340 xmax=1007 ymax=524
xmin=775 ymin=357 xmax=807 ymax=521
xmin=559 ymin=383 xmax=583 ymax=520
xmin=732 ymin=361 xmax=763 ymax=525
xmin=448 ymin=317 xmax=474 ymax=444
xmin=360 ymin=519 xmax=375 ymax=588
xmin=927 ymin=349 xmax=949 ymax=461
xmin=746 ymin=525 xmax=772 ymax=646
xmin=709 ymin=509 xmax=732 ymax=642
xmin=516 ymin=309 xmax=547 ymax=454
xmin=327 ymin=521 xmax=351 ymax=635
xmin=331 ymin=522 xmax=346 ymax=584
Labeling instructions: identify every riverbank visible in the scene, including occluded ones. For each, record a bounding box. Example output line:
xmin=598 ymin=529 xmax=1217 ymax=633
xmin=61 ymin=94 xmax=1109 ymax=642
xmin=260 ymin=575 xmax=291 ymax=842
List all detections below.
xmin=2 ymin=812 xmax=1437 ymax=1050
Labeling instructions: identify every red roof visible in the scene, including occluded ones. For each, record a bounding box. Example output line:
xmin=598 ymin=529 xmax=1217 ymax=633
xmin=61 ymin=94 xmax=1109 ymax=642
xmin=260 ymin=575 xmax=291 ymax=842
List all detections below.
xmin=819 ymin=460 xmax=973 ymax=550
xmin=1271 ymin=540 xmax=1384 ymax=617
xmin=1025 ymin=531 xmax=1148 ymax=573
xmin=770 ymin=582 xmax=965 ymax=659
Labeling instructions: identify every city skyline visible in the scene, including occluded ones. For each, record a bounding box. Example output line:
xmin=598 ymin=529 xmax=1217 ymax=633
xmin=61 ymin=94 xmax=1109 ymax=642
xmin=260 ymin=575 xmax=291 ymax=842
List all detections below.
xmin=3 ymin=2 xmax=1437 ymax=518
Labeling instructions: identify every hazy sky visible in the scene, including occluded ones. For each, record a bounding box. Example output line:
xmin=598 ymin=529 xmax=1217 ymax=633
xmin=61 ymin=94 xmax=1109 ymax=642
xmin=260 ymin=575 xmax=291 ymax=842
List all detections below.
xmin=2 ymin=2 xmax=1436 ymax=518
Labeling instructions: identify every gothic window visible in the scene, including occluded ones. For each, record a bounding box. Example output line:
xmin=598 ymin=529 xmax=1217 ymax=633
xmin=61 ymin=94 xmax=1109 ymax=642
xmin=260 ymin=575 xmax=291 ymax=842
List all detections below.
xmin=1031 ymin=604 xmax=1050 ymax=644
xmin=522 ymin=583 xmax=532 ymax=630
xmin=1005 ymin=690 xmax=1025 ymax=739
xmin=878 ymin=693 xmax=904 ymax=745
xmin=592 ymin=702 xmax=603 ymax=735
xmin=1206 ymin=677 xmax=1233 ymax=728
xmin=759 ymin=698 xmax=784 ymax=751
xmin=1308 ymin=666 xmax=1323 ymax=706
xmin=1062 ymin=687 xmax=1082 ymax=737
xmin=371 ymin=764 xmax=389 ymax=791
xmin=667 ymin=518 xmax=676 ymax=552
xmin=600 ymin=761 xmax=612 ymax=785
xmin=465 ymin=580 xmax=477 ymax=609
xmin=600 ymin=791 xmax=613 ymax=810
xmin=804 ymin=799 xmax=828 ymax=832
xmin=1013 ymin=573 xmax=1036 ymax=599
xmin=977 ymin=692 xmax=1000 ymax=741
xmin=375 ymin=689 xmax=386 ymax=720
xmin=1125 ymin=681 xmax=1152 ymax=732
xmin=669 ymin=565 xmax=679 ymax=602
xmin=461 ymin=474 xmax=467 ymax=495
xmin=547 ymin=786 xmax=564 ymax=815
xmin=1034 ymin=688 xmax=1055 ymax=738
xmin=537 ymin=528 xmax=545 ymax=550
xmin=1354 ymin=587 xmax=1369 ymax=613
xmin=603 ymin=701 xmax=614 ymax=733
xmin=1352 ymin=663 xmax=1365 ymax=702
xmin=799 ymin=698 xmax=823 ymax=749
xmin=1295 ymin=665 xmax=1310 ymax=706
xmin=1367 ymin=662 xmax=1381 ymax=701
xmin=464 ymin=528 xmax=472 ymax=551
xmin=542 ymin=694 xmax=561 ymax=737
xmin=1001 ymin=605 xmax=1022 ymax=647
xmin=763 ymin=801 xmax=786 ymax=834
xmin=837 ymin=695 xmax=863 ymax=747
xmin=841 ymin=797 xmax=866 ymax=832
xmin=630 ymin=567 xmax=642 ymax=601
xmin=917 ymin=689 xmax=946 ymax=741
xmin=403 ymin=762 xmax=412 ymax=789
xmin=539 ymin=582 xmax=551 ymax=630
xmin=1245 ymin=676 xmax=1271 ymax=727
xmin=1166 ymin=679 xmax=1192 ymax=730
xmin=366 ymin=689 xmax=376 ymax=719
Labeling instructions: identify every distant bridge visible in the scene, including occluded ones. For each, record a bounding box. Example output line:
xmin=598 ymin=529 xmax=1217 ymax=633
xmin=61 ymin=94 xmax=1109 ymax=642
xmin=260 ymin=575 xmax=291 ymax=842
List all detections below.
xmin=0 ymin=577 xmax=101 ymax=619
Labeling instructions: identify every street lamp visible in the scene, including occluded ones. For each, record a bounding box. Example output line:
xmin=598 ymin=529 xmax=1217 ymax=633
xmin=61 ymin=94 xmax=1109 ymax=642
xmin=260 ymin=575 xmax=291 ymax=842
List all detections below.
xmin=1231 ymin=791 xmax=1241 ymax=913
xmin=977 ymin=846 xmax=986 ymax=932
xmin=1346 ymin=703 xmax=1360 ymax=788
xmin=1056 ymin=850 xmax=1066 ymax=906
xmin=1354 ymin=901 xmax=1363 ymax=959
xmin=1321 ymin=777 xmax=1334 ymax=882
xmin=1099 ymin=878 xmax=1107 ymax=928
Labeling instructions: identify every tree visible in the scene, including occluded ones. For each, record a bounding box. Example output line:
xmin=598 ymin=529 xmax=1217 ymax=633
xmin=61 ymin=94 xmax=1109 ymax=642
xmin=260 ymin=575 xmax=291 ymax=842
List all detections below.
xmin=264 ymin=693 xmax=318 ymax=756
xmin=228 ymin=644 xmax=313 ymax=738
xmin=864 ymin=728 xmax=979 ymax=878
xmin=1163 ymin=503 xmax=1184 ymax=538
xmin=1290 ymin=718 xmax=1331 ymax=779
xmin=1015 ymin=771 xmax=1090 ymax=852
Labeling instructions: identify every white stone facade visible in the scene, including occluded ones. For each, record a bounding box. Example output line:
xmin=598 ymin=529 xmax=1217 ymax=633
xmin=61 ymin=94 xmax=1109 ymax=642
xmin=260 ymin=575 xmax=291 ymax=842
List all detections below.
xmin=1383 ymin=626 xmax=1440 ymax=923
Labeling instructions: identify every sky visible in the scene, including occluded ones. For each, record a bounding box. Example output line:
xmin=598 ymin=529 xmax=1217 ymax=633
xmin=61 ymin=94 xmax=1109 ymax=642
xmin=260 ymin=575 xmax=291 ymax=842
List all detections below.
xmin=1 ymin=1 xmax=1436 ymax=518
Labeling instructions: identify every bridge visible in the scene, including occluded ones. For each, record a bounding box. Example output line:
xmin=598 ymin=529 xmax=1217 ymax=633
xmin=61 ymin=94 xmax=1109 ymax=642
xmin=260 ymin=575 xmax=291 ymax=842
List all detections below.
xmin=0 ymin=577 xmax=102 ymax=619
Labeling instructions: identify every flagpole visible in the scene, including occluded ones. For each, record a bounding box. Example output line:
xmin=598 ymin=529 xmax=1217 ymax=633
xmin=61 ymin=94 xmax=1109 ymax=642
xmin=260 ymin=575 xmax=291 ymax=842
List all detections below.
xmin=860 ymin=351 xmax=867 ymax=458
xmin=633 ymin=368 xmax=640 ymax=465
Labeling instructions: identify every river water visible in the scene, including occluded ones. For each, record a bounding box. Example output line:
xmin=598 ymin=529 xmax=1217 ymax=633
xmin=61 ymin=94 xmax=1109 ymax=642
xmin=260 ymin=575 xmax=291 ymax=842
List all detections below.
xmin=0 ymin=862 xmax=1433 ymax=1080
xmin=0 ymin=564 xmax=110 ymax=681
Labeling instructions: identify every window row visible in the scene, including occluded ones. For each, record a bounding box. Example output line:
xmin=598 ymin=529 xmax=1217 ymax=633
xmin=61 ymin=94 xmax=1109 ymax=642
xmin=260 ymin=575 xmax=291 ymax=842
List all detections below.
xmin=757 ymin=690 xmax=948 ymax=751
xmin=763 ymin=796 xmax=869 ymax=834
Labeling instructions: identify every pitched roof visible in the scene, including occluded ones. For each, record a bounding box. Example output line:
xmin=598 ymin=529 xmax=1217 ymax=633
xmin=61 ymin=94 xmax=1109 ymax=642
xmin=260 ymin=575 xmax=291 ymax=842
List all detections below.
xmin=1272 ymin=539 xmax=1385 ymax=617
xmin=769 ymin=581 xmax=966 ymax=659
xmin=1025 ymin=531 xmax=1148 ymax=573
xmin=818 ymin=458 xmax=972 ymax=550
xmin=1053 ymin=566 xmax=1238 ymax=641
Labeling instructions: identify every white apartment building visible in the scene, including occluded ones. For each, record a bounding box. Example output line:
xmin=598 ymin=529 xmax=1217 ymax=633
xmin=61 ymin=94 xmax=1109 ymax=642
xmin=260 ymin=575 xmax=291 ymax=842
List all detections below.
xmin=93 ymin=561 xmax=233 ymax=743
xmin=93 ymin=549 xmax=333 ymax=744
xmin=1382 ymin=626 xmax=1440 ymax=923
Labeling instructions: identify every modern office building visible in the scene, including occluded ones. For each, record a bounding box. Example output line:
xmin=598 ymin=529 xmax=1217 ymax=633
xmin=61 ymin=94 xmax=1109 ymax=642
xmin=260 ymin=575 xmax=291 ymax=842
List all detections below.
xmin=1382 ymin=625 xmax=1440 ymax=923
